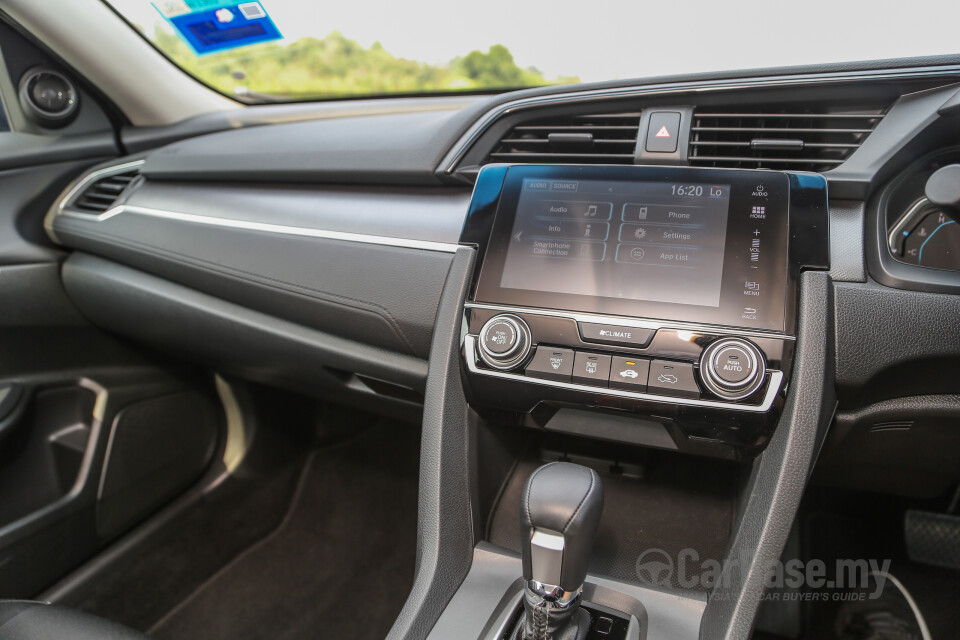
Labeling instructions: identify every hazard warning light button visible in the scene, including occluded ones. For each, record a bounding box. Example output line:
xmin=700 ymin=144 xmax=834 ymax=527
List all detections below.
xmin=645 ymin=111 xmax=681 ymax=153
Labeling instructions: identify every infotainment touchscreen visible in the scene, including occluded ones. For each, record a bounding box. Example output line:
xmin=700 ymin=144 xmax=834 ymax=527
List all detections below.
xmin=472 ymin=166 xmax=791 ymax=332
xmin=500 ymin=179 xmax=731 ymax=308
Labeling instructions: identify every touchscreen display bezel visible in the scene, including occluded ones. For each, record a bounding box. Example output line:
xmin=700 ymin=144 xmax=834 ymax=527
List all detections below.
xmin=472 ymin=165 xmax=791 ymax=333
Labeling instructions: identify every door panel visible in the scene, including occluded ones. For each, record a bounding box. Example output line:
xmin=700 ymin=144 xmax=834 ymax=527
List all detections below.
xmin=0 ymin=17 xmax=225 ymax=598
xmin=0 ymin=261 xmax=223 ymax=598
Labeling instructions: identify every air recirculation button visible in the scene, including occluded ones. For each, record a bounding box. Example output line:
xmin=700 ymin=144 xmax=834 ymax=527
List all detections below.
xmin=699 ymin=338 xmax=766 ymax=400
xmin=477 ymin=314 xmax=532 ymax=371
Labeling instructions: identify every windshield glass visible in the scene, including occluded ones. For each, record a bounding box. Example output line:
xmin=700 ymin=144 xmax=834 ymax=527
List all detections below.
xmin=105 ymin=0 xmax=960 ymax=103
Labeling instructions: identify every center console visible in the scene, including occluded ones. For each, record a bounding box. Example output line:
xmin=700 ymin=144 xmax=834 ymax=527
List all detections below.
xmin=392 ymin=163 xmax=833 ymax=640
xmin=460 ymin=165 xmax=828 ymax=455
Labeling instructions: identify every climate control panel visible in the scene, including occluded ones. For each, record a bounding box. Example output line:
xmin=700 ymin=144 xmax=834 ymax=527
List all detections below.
xmin=456 ymin=164 xmax=825 ymax=454
xmin=463 ymin=305 xmax=791 ymax=417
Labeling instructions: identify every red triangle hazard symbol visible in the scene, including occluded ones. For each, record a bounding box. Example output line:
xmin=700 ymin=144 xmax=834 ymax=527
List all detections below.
xmin=655 ymin=125 xmax=671 ymax=138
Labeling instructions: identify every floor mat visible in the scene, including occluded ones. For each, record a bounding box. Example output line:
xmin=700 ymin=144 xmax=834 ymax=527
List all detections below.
xmin=149 ymin=421 xmax=420 ymax=640
xmin=487 ymin=455 xmax=739 ymax=591
xmin=803 ymin=506 xmax=960 ymax=640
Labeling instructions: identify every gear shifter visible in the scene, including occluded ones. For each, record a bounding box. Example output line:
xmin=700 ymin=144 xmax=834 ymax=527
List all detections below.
xmin=511 ymin=462 xmax=604 ymax=640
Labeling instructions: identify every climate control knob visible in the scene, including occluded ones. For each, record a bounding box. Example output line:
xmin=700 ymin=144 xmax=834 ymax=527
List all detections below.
xmin=699 ymin=338 xmax=766 ymax=400
xmin=477 ymin=314 xmax=532 ymax=371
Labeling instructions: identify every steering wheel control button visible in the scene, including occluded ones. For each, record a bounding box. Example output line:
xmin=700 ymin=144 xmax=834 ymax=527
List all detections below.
xmin=647 ymin=361 xmax=700 ymax=398
xmin=526 ymin=347 xmax=575 ymax=382
xmin=578 ymin=322 xmax=655 ymax=349
xmin=477 ymin=314 xmax=531 ymax=370
xmin=699 ymin=338 xmax=766 ymax=400
xmin=572 ymin=352 xmax=612 ymax=387
xmin=609 ymin=356 xmax=650 ymax=392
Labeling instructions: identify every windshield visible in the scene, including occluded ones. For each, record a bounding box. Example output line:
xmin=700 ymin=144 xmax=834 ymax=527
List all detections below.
xmin=106 ymin=0 xmax=960 ymax=103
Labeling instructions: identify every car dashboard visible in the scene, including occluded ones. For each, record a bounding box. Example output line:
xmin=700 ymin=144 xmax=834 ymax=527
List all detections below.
xmin=36 ymin=58 xmax=960 ymax=639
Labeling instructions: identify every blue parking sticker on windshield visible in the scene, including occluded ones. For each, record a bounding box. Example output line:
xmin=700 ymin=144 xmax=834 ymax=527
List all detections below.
xmin=166 ymin=2 xmax=282 ymax=55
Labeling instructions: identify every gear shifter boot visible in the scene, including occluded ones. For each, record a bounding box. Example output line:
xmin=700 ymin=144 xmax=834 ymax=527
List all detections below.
xmin=511 ymin=590 xmax=591 ymax=640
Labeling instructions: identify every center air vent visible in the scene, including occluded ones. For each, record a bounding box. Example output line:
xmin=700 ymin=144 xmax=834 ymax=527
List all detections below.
xmin=688 ymin=106 xmax=887 ymax=171
xmin=486 ymin=112 xmax=641 ymax=165
xmin=70 ymin=167 xmax=140 ymax=214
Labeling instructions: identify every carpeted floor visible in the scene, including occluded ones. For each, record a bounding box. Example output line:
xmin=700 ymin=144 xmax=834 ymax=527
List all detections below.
xmin=149 ymin=421 xmax=420 ymax=640
xmin=801 ymin=506 xmax=960 ymax=640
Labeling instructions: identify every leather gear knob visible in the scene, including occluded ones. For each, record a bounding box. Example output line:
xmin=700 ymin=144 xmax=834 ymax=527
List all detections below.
xmin=520 ymin=462 xmax=604 ymax=593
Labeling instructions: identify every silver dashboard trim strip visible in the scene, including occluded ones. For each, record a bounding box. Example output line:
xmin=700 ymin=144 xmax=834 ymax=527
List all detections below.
xmin=464 ymin=335 xmax=783 ymax=413
xmin=465 ymin=302 xmax=796 ymax=341
xmin=58 ymin=204 xmax=462 ymax=253
xmin=441 ymin=66 xmax=960 ymax=173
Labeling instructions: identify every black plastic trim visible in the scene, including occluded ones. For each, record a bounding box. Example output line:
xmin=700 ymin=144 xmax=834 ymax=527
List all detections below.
xmin=828 ymin=200 xmax=867 ymax=283
xmin=833 ymin=279 xmax=960 ymax=407
xmin=139 ymin=109 xmax=472 ymax=186
xmin=699 ymin=272 xmax=836 ymax=640
xmin=387 ymin=247 xmax=478 ymax=640
xmin=60 ymin=253 xmax=430 ymax=394
xmin=53 ymin=212 xmax=453 ymax=358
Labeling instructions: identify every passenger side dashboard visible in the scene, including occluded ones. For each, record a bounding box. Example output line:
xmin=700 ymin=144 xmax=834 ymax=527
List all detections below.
xmin=42 ymin=60 xmax=960 ymax=492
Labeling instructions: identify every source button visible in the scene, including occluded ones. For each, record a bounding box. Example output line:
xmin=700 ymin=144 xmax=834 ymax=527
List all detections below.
xmin=579 ymin=322 xmax=656 ymax=348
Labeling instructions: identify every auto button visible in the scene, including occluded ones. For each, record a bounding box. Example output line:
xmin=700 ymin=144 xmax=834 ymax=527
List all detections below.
xmin=699 ymin=338 xmax=766 ymax=400
xmin=713 ymin=344 xmax=756 ymax=385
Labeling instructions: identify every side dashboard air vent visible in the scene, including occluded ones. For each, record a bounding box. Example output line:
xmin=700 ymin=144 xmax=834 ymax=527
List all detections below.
xmin=70 ymin=168 xmax=140 ymax=213
xmin=688 ymin=106 xmax=887 ymax=171
xmin=486 ymin=112 xmax=641 ymax=165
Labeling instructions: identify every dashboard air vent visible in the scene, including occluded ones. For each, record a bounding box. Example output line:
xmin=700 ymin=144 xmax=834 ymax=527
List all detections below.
xmin=487 ymin=112 xmax=641 ymax=165
xmin=688 ymin=106 xmax=886 ymax=171
xmin=71 ymin=168 xmax=139 ymax=213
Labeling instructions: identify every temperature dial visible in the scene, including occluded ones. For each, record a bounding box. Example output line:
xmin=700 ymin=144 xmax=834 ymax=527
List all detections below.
xmin=699 ymin=338 xmax=766 ymax=400
xmin=477 ymin=314 xmax=532 ymax=371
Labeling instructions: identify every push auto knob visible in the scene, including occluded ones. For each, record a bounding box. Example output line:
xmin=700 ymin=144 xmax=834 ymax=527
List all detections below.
xmin=477 ymin=314 xmax=532 ymax=371
xmin=699 ymin=338 xmax=766 ymax=400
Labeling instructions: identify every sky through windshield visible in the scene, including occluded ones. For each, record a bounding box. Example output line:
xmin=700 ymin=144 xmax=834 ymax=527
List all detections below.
xmin=106 ymin=0 xmax=960 ymax=101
